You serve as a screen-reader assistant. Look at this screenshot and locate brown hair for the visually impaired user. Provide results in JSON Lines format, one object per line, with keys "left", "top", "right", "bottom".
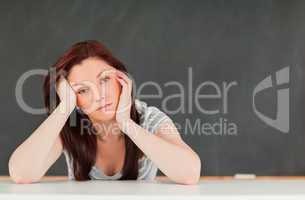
{"left": 43, "top": 40, "right": 144, "bottom": 180}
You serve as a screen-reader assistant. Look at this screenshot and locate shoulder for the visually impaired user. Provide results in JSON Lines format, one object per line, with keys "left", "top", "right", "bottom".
{"left": 135, "top": 98, "right": 172, "bottom": 134}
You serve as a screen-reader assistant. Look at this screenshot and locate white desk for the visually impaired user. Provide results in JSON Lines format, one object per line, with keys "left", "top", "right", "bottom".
{"left": 1, "top": 176, "right": 305, "bottom": 200}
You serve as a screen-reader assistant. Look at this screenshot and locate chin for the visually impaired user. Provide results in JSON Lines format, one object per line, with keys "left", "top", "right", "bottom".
{"left": 91, "top": 111, "right": 116, "bottom": 122}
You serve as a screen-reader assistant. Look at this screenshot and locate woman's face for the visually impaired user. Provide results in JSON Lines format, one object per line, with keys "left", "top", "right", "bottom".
{"left": 67, "top": 57, "right": 122, "bottom": 122}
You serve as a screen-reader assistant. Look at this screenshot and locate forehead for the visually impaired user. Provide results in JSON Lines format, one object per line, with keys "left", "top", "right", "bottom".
{"left": 67, "top": 57, "right": 115, "bottom": 83}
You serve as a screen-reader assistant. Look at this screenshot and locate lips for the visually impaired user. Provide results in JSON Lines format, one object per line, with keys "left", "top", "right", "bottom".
{"left": 97, "top": 103, "right": 112, "bottom": 111}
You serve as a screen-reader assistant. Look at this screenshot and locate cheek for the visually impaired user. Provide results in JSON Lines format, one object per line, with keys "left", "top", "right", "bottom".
{"left": 106, "top": 79, "right": 122, "bottom": 99}
{"left": 115, "top": 80, "right": 122, "bottom": 98}
{"left": 76, "top": 93, "right": 94, "bottom": 108}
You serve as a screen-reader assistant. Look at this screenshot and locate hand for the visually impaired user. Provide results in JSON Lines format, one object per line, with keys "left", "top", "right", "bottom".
{"left": 56, "top": 76, "right": 77, "bottom": 113}
{"left": 115, "top": 70, "right": 133, "bottom": 129}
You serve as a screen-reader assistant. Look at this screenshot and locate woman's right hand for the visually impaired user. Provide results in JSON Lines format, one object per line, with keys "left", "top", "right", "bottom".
{"left": 56, "top": 76, "right": 77, "bottom": 113}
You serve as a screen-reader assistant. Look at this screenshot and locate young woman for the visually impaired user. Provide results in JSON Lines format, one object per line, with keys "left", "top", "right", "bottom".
{"left": 8, "top": 40, "right": 201, "bottom": 185}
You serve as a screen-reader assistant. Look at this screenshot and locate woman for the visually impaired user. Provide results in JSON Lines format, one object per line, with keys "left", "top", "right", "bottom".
{"left": 8, "top": 40, "right": 201, "bottom": 185}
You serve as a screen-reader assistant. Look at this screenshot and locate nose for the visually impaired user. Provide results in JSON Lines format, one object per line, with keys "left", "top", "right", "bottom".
{"left": 93, "top": 83, "right": 106, "bottom": 104}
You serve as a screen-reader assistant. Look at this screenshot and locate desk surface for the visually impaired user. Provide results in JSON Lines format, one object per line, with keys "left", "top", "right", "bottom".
{"left": 1, "top": 176, "right": 305, "bottom": 200}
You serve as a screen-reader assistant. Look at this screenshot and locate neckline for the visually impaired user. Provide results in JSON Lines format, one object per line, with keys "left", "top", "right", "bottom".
{"left": 92, "top": 165, "right": 122, "bottom": 178}
{"left": 91, "top": 156, "right": 146, "bottom": 178}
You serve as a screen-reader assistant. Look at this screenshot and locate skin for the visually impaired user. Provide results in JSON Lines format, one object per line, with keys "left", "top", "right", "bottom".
{"left": 8, "top": 56, "right": 201, "bottom": 184}
{"left": 67, "top": 57, "right": 123, "bottom": 138}
{"left": 66, "top": 57, "right": 201, "bottom": 183}
{"left": 67, "top": 57, "right": 129, "bottom": 175}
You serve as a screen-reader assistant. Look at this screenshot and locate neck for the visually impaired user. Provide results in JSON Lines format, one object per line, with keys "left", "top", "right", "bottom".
{"left": 90, "top": 118, "right": 124, "bottom": 143}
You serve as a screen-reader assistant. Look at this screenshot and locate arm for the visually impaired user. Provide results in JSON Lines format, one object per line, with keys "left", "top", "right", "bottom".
{"left": 114, "top": 70, "right": 201, "bottom": 185}
{"left": 120, "top": 119, "right": 201, "bottom": 185}
{"left": 8, "top": 102, "right": 71, "bottom": 184}
{"left": 8, "top": 77, "right": 76, "bottom": 184}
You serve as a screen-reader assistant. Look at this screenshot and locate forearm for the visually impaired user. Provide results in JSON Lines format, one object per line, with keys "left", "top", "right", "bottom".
{"left": 121, "top": 119, "right": 201, "bottom": 184}
{"left": 8, "top": 102, "right": 72, "bottom": 180}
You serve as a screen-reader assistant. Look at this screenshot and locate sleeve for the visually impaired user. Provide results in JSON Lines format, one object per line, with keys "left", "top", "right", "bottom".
{"left": 137, "top": 156, "right": 158, "bottom": 180}
{"left": 137, "top": 106, "right": 173, "bottom": 180}
{"left": 135, "top": 98, "right": 173, "bottom": 134}
{"left": 135, "top": 99, "right": 174, "bottom": 180}
{"left": 145, "top": 106, "right": 173, "bottom": 134}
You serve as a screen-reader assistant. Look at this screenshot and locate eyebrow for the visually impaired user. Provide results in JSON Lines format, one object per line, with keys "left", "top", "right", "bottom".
{"left": 97, "top": 69, "right": 114, "bottom": 78}
{"left": 96, "top": 71, "right": 104, "bottom": 78}
{"left": 71, "top": 70, "right": 109, "bottom": 86}
{"left": 71, "top": 83, "right": 85, "bottom": 87}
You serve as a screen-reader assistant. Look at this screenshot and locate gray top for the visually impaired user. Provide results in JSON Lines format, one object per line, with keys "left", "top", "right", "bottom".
{"left": 63, "top": 98, "right": 173, "bottom": 180}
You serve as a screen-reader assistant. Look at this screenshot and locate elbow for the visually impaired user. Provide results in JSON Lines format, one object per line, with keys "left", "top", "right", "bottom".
{"left": 10, "top": 175, "right": 34, "bottom": 184}
{"left": 185, "top": 155, "right": 201, "bottom": 185}
{"left": 10, "top": 174, "right": 40, "bottom": 184}
{"left": 8, "top": 159, "right": 41, "bottom": 184}
{"left": 177, "top": 154, "right": 202, "bottom": 185}
{"left": 182, "top": 177, "right": 200, "bottom": 185}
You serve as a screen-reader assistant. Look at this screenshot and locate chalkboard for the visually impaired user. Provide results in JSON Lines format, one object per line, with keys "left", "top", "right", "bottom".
{"left": 1, "top": 0, "right": 305, "bottom": 176}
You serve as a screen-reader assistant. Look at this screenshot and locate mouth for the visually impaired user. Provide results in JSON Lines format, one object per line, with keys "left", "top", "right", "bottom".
{"left": 97, "top": 103, "right": 112, "bottom": 111}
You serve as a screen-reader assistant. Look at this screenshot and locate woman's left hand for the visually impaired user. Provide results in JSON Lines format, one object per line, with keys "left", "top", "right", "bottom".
{"left": 115, "top": 70, "right": 133, "bottom": 129}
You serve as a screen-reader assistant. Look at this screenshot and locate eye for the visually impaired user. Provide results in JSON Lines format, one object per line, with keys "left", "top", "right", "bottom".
{"left": 100, "top": 76, "right": 110, "bottom": 84}
{"left": 77, "top": 88, "right": 89, "bottom": 94}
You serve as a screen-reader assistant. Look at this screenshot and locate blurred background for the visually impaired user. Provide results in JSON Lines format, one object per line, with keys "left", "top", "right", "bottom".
{"left": 1, "top": 0, "right": 305, "bottom": 176}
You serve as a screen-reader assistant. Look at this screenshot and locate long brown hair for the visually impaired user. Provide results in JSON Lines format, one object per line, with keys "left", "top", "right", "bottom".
{"left": 43, "top": 40, "right": 144, "bottom": 181}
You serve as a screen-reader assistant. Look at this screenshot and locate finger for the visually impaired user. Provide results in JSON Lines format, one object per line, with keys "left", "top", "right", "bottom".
{"left": 101, "top": 69, "right": 117, "bottom": 79}
{"left": 116, "top": 70, "right": 132, "bottom": 85}
{"left": 116, "top": 76, "right": 128, "bottom": 91}
{"left": 117, "top": 75, "right": 132, "bottom": 96}
{"left": 115, "top": 70, "right": 128, "bottom": 77}
{"left": 56, "top": 76, "right": 63, "bottom": 88}
{"left": 116, "top": 71, "right": 132, "bottom": 92}
{"left": 117, "top": 79, "right": 132, "bottom": 111}
{"left": 117, "top": 76, "right": 132, "bottom": 103}
{"left": 115, "top": 71, "right": 128, "bottom": 84}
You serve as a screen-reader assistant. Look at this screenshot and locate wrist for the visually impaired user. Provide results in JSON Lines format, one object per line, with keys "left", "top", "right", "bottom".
{"left": 118, "top": 118, "right": 134, "bottom": 133}
{"left": 58, "top": 101, "right": 75, "bottom": 116}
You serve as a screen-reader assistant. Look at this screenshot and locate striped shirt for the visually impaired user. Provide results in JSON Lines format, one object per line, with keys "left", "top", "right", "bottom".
{"left": 63, "top": 98, "right": 172, "bottom": 180}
